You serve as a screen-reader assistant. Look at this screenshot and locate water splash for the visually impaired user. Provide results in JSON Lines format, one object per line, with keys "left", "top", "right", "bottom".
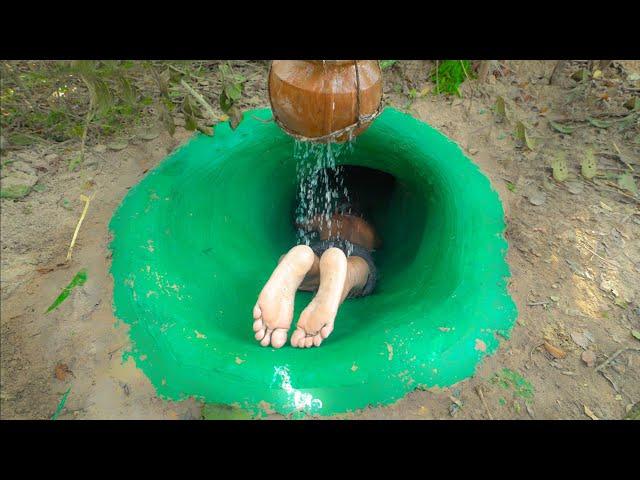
{"left": 273, "top": 365, "right": 323, "bottom": 412}
{"left": 294, "top": 140, "right": 354, "bottom": 245}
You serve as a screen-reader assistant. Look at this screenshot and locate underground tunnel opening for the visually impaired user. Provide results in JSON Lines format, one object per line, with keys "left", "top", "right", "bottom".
{"left": 109, "top": 107, "right": 516, "bottom": 416}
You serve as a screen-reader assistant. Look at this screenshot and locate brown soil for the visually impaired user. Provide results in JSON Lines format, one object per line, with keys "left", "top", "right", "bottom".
{"left": 1, "top": 60, "right": 639, "bottom": 420}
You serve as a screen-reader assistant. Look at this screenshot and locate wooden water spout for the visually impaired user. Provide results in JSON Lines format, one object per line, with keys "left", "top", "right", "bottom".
{"left": 268, "top": 60, "right": 383, "bottom": 143}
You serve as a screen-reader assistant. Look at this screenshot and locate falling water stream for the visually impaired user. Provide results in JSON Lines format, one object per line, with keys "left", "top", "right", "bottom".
{"left": 293, "top": 61, "right": 359, "bottom": 251}
{"left": 293, "top": 140, "right": 354, "bottom": 247}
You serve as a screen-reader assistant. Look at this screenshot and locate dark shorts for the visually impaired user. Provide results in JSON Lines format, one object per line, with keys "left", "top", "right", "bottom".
{"left": 309, "top": 239, "right": 377, "bottom": 298}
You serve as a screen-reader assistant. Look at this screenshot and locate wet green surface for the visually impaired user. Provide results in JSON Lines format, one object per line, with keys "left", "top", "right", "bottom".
{"left": 109, "top": 107, "right": 517, "bottom": 416}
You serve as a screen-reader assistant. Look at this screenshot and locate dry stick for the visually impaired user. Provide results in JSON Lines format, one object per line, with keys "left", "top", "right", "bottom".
{"left": 180, "top": 79, "right": 218, "bottom": 123}
{"left": 78, "top": 75, "right": 96, "bottom": 165}
{"left": 66, "top": 194, "right": 93, "bottom": 261}
{"left": 527, "top": 301, "right": 550, "bottom": 307}
{"left": 612, "top": 141, "right": 634, "bottom": 172}
{"left": 580, "top": 241, "right": 618, "bottom": 269}
{"left": 475, "top": 385, "right": 493, "bottom": 420}
{"left": 596, "top": 348, "right": 640, "bottom": 372}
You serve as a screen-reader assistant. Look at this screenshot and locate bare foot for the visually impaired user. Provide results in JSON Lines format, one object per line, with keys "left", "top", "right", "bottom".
{"left": 291, "top": 248, "right": 347, "bottom": 348}
{"left": 253, "top": 245, "right": 316, "bottom": 348}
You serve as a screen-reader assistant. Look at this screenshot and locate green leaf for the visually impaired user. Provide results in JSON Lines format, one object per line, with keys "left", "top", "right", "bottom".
{"left": 119, "top": 77, "right": 137, "bottom": 104}
{"left": 202, "top": 403, "right": 252, "bottom": 420}
{"left": 515, "top": 121, "right": 535, "bottom": 150}
{"left": 159, "top": 102, "right": 175, "bottom": 136}
{"left": 225, "top": 83, "right": 242, "bottom": 101}
{"left": 632, "top": 330, "right": 640, "bottom": 342}
{"left": 51, "top": 387, "right": 71, "bottom": 420}
{"left": 571, "top": 69, "right": 589, "bottom": 82}
{"left": 93, "top": 78, "right": 113, "bottom": 115}
{"left": 549, "top": 120, "right": 576, "bottom": 134}
{"left": 618, "top": 172, "right": 638, "bottom": 194}
{"left": 184, "top": 115, "right": 197, "bottom": 131}
{"left": 623, "top": 97, "right": 640, "bottom": 111}
{"left": 196, "top": 125, "right": 214, "bottom": 136}
{"left": 380, "top": 60, "right": 397, "bottom": 70}
{"left": 581, "top": 149, "right": 598, "bottom": 179}
{"left": 587, "top": 117, "right": 613, "bottom": 129}
{"left": 551, "top": 153, "right": 569, "bottom": 182}
{"left": 8, "top": 133, "right": 37, "bottom": 146}
{"left": 219, "top": 91, "right": 233, "bottom": 113}
{"left": 45, "top": 269, "right": 88, "bottom": 314}
{"left": 137, "top": 130, "right": 160, "bottom": 141}
{"left": 107, "top": 141, "right": 129, "bottom": 151}
{"left": 228, "top": 106, "right": 243, "bottom": 130}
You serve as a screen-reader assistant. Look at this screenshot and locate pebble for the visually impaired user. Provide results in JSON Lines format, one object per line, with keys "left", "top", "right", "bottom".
{"left": 581, "top": 350, "right": 596, "bottom": 367}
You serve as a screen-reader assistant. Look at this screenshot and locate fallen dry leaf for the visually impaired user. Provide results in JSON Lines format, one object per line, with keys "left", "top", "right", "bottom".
{"left": 54, "top": 363, "right": 73, "bottom": 381}
{"left": 584, "top": 404, "right": 599, "bottom": 420}
{"left": 544, "top": 341, "right": 567, "bottom": 359}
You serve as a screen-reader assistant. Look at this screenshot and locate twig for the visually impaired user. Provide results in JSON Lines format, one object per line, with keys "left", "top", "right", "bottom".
{"left": 599, "top": 370, "right": 633, "bottom": 401}
{"left": 527, "top": 301, "right": 550, "bottom": 307}
{"left": 165, "top": 63, "right": 204, "bottom": 80}
{"left": 77, "top": 73, "right": 99, "bottom": 165}
{"left": 460, "top": 60, "right": 471, "bottom": 81}
{"left": 579, "top": 241, "right": 618, "bottom": 268}
{"left": 612, "top": 141, "right": 634, "bottom": 172}
{"left": 66, "top": 194, "right": 93, "bottom": 261}
{"left": 475, "top": 385, "right": 493, "bottom": 420}
{"left": 596, "top": 348, "right": 640, "bottom": 372}
{"left": 528, "top": 342, "right": 545, "bottom": 368}
{"left": 251, "top": 115, "right": 274, "bottom": 124}
{"left": 108, "top": 343, "right": 128, "bottom": 359}
{"left": 180, "top": 79, "right": 217, "bottom": 122}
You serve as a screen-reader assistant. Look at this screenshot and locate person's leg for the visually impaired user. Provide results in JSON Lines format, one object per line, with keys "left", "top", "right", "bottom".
{"left": 291, "top": 250, "right": 371, "bottom": 348}
{"left": 253, "top": 245, "right": 318, "bottom": 348}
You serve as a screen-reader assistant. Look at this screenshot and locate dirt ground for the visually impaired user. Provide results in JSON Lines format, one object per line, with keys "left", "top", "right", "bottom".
{"left": 1, "top": 60, "right": 639, "bottom": 420}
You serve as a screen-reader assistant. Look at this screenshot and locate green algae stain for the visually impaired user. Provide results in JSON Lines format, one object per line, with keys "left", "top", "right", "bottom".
{"left": 492, "top": 368, "right": 534, "bottom": 401}
{"left": 45, "top": 269, "right": 87, "bottom": 314}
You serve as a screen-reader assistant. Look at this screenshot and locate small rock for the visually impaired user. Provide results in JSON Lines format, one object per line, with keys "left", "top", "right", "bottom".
{"left": 94, "top": 144, "right": 107, "bottom": 153}
{"left": 581, "top": 350, "right": 596, "bottom": 367}
{"left": 571, "top": 331, "right": 591, "bottom": 349}
{"left": 599, "top": 278, "right": 619, "bottom": 297}
{"left": 528, "top": 190, "right": 546, "bottom": 206}
{"left": 468, "top": 148, "right": 479, "bottom": 155}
